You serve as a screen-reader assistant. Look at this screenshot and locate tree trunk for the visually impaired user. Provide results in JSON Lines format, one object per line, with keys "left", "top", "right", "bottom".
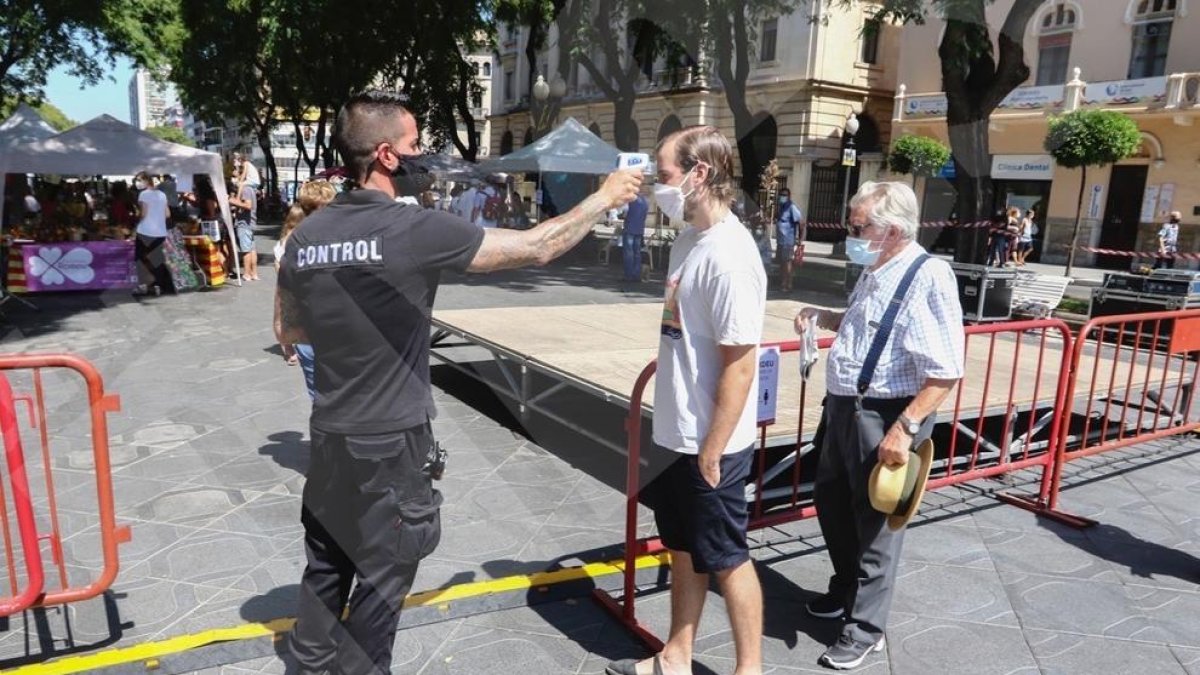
{"left": 732, "top": 108, "right": 762, "bottom": 210}
{"left": 947, "top": 110, "right": 994, "bottom": 264}
{"left": 1066, "top": 164, "right": 1086, "bottom": 277}
{"left": 612, "top": 94, "right": 639, "bottom": 151}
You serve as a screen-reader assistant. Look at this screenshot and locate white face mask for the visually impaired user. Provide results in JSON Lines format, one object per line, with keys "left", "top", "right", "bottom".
{"left": 653, "top": 166, "right": 697, "bottom": 222}
{"left": 134, "top": 180, "right": 147, "bottom": 190}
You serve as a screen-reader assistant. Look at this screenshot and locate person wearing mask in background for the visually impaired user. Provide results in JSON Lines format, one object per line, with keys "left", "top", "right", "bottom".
{"left": 228, "top": 179, "right": 260, "bottom": 281}
{"left": 133, "top": 171, "right": 172, "bottom": 296}
{"left": 793, "top": 181, "right": 963, "bottom": 670}
{"left": 274, "top": 180, "right": 338, "bottom": 399}
{"left": 776, "top": 188, "right": 804, "bottom": 292}
{"left": 621, "top": 191, "right": 649, "bottom": 283}
{"left": 1156, "top": 211, "right": 1181, "bottom": 270}
{"left": 276, "top": 90, "right": 640, "bottom": 675}
{"left": 606, "top": 125, "right": 766, "bottom": 675}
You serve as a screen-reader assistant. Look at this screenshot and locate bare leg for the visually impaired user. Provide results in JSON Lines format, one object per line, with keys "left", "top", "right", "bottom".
{"left": 781, "top": 259, "right": 793, "bottom": 292}
{"left": 715, "top": 560, "right": 763, "bottom": 675}
{"left": 634, "top": 549, "right": 708, "bottom": 675}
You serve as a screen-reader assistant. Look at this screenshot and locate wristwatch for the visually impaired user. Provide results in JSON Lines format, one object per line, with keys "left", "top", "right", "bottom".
{"left": 896, "top": 414, "right": 921, "bottom": 436}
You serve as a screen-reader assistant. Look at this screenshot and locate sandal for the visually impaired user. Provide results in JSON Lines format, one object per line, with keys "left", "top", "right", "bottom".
{"left": 605, "top": 654, "right": 665, "bottom": 675}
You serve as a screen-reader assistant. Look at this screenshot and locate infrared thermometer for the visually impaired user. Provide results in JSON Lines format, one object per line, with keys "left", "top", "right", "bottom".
{"left": 616, "top": 152, "right": 652, "bottom": 174}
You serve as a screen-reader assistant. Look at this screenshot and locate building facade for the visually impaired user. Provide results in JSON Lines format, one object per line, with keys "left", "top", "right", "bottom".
{"left": 487, "top": 2, "right": 901, "bottom": 224}
{"left": 893, "top": 0, "right": 1199, "bottom": 268}
{"left": 128, "top": 67, "right": 182, "bottom": 130}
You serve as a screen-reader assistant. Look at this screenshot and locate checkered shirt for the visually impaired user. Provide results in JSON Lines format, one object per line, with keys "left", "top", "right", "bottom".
{"left": 826, "top": 241, "right": 965, "bottom": 398}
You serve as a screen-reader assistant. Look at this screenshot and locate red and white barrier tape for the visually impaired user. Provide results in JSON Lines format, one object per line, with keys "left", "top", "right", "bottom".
{"left": 1078, "top": 247, "right": 1200, "bottom": 261}
{"left": 805, "top": 220, "right": 992, "bottom": 230}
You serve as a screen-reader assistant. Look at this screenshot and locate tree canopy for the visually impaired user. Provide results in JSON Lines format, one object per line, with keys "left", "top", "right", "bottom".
{"left": 888, "top": 135, "right": 952, "bottom": 179}
{"left": 0, "top": 98, "right": 76, "bottom": 131}
{"left": 1045, "top": 109, "right": 1141, "bottom": 275}
{"left": 0, "top": 0, "right": 179, "bottom": 105}
{"left": 169, "top": 0, "right": 493, "bottom": 187}
{"left": 146, "top": 125, "right": 196, "bottom": 147}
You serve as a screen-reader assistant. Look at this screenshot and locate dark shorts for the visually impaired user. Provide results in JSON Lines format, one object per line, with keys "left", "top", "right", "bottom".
{"left": 649, "top": 447, "right": 754, "bottom": 574}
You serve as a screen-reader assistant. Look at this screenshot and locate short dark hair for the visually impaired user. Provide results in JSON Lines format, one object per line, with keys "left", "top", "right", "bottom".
{"left": 333, "top": 90, "right": 412, "bottom": 182}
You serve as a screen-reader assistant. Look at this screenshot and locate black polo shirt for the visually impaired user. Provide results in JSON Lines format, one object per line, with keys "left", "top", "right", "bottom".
{"left": 278, "top": 189, "right": 484, "bottom": 435}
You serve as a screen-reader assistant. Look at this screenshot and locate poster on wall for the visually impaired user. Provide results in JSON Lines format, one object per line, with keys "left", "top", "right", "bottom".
{"left": 1141, "top": 185, "right": 1161, "bottom": 224}
{"left": 1087, "top": 184, "right": 1105, "bottom": 220}
{"left": 1157, "top": 183, "right": 1176, "bottom": 220}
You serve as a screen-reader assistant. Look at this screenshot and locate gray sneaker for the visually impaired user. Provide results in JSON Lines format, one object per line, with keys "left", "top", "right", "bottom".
{"left": 819, "top": 634, "right": 886, "bottom": 670}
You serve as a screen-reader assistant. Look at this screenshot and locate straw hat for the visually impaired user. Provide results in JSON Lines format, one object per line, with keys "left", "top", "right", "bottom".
{"left": 868, "top": 438, "right": 934, "bottom": 531}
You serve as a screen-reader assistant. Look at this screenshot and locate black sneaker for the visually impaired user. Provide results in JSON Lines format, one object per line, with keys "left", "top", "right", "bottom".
{"left": 819, "top": 634, "right": 886, "bottom": 670}
{"left": 806, "top": 593, "right": 846, "bottom": 619}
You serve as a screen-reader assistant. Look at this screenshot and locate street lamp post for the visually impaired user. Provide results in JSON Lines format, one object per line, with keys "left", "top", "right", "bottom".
{"left": 839, "top": 113, "right": 860, "bottom": 231}
{"left": 529, "top": 73, "right": 566, "bottom": 223}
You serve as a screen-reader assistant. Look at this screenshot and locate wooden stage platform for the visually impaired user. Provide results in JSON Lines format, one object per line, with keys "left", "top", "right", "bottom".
{"left": 430, "top": 302, "right": 1190, "bottom": 457}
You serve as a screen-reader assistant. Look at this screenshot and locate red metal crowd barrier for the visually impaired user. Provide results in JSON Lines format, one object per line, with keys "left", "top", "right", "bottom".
{"left": 594, "top": 319, "right": 1075, "bottom": 648}
{"left": 1045, "top": 309, "right": 1200, "bottom": 526}
{"left": 0, "top": 353, "right": 130, "bottom": 616}
{"left": 0, "top": 373, "right": 45, "bottom": 615}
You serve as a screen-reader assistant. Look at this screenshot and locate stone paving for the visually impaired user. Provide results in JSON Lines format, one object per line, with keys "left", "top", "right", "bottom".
{"left": 0, "top": 235, "right": 1195, "bottom": 674}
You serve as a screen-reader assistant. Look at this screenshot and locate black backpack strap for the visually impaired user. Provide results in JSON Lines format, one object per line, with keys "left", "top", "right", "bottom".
{"left": 856, "top": 254, "right": 932, "bottom": 398}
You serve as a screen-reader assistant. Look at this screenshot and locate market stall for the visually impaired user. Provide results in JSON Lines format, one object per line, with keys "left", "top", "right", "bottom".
{"left": 0, "top": 115, "right": 237, "bottom": 292}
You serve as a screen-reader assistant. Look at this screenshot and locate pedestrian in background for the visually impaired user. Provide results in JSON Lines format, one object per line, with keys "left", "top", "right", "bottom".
{"left": 621, "top": 191, "right": 649, "bottom": 283}
{"left": 776, "top": 187, "right": 804, "bottom": 291}
{"left": 274, "top": 179, "right": 337, "bottom": 400}
{"left": 133, "top": 171, "right": 172, "bottom": 296}
{"left": 1156, "top": 210, "right": 1181, "bottom": 270}
{"left": 228, "top": 179, "right": 260, "bottom": 281}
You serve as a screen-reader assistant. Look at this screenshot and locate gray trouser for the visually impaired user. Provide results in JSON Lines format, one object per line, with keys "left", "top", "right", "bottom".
{"left": 814, "top": 394, "right": 934, "bottom": 643}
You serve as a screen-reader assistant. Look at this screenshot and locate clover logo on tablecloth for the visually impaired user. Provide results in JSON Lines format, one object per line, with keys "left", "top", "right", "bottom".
{"left": 28, "top": 246, "right": 96, "bottom": 286}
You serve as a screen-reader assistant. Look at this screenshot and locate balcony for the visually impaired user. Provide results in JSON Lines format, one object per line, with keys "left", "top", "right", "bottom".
{"left": 893, "top": 70, "right": 1200, "bottom": 124}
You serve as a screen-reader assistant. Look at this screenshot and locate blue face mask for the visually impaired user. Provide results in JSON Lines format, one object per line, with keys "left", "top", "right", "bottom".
{"left": 779, "top": 197, "right": 789, "bottom": 206}
{"left": 845, "top": 236, "right": 881, "bottom": 266}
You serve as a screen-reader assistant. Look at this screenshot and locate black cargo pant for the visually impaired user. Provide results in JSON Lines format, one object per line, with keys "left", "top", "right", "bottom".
{"left": 289, "top": 423, "right": 442, "bottom": 674}
{"left": 814, "top": 394, "right": 934, "bottom": 644}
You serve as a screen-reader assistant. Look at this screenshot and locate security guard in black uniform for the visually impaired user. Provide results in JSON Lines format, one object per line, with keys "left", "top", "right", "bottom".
{"left": 276, "top": 91, "right": 641, "bottom": 674}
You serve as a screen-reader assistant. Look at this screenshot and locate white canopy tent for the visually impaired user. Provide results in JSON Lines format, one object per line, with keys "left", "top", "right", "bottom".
{"left": 0, "top": 115, "right": 235, "bottom": 241}
{"left": 0, "top": 104, "right": 58, "bottom": 151}
{"left": 480, "top": 117, "right": 622, "bottom": 175}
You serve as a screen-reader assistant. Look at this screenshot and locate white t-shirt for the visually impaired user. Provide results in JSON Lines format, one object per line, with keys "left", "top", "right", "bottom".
{"left": 653, "top": 212, "right": 767, "bottom": 455}
{"left": 136, "top": 189, "right": 169, "bottom": 238}
{"left": 23, "top": 195, "right": 40, "bottom": 214}
{"left": 240, "top": 161, "right": 261, "bottom": 187}
{"left": 475, "top": 186, "right": 499, "bottom": 228}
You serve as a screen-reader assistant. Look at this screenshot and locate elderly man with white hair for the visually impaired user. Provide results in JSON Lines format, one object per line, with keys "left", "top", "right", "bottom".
{"left": 794, "top": 181, "right": 964, "bottom": 670}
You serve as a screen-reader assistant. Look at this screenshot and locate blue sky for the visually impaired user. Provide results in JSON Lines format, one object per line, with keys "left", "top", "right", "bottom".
{"left": 42, "top": 57, "right": 135, "bottom": 124}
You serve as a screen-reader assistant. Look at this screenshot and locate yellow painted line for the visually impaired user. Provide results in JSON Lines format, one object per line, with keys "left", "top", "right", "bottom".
{"left": 7, "top": 552, "right": 670, "bottom": 675}
{"left": 403, "top": 551, "right": 670, "bottom": 608}
{"left": 5, "top": 619, "right": 295, "bottom": 675}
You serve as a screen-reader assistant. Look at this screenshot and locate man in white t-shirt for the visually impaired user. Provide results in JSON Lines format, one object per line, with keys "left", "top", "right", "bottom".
{"left": 607, "top": 126, "right": 766, "bottom": 675}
